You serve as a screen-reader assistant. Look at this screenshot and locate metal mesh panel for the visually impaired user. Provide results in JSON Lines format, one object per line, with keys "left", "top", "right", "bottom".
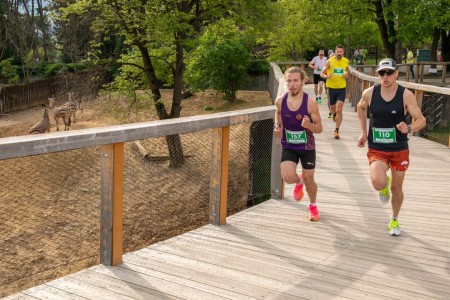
{"left": 404, "top": 91, "right": 450, "bottom": 146}
{"left": 227, "top": 124, "right": 251, "bottom": 214}
{"left": 122, "top": 130, "right": 212, "bottom": 253}
{"left": 420, "top": 93, "right": 450, "bottom": 146}
{"left": 0, "top": 148, "right": 101, "bottom": 296}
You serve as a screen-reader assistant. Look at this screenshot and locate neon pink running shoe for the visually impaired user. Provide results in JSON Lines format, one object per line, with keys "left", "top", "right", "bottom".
{"left": 309, "top": 204, "right": 320, "bottom": 221}
{"left": 293, "top": 174, "right": 304, "bottom": 201}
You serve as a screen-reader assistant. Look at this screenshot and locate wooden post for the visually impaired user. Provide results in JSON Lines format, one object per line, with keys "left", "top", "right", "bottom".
{"left": 416, "top": 64, "right": 421, "bottom": 83}
{"left": 443, "top": 62, "right": 447, "bottom": 83}
{"left": 209, "top": 127, "right": 229, "bottom": 225}
{"left": 271, "top": 130, "right": 283, "bottom": 199}
{"left": 413, "top": 90, "right": 424, "bottom": 137}
{"left": 100, "top": 143, "right": 124, "bottom": 265}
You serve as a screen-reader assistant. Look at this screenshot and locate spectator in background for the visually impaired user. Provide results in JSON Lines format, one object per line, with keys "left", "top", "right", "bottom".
{"left": 437, "top": 48, "right": 443, "bottom": 62}
{"left": 362, "top": 48, "right": 368, "bottom": 64}
{"left": 354, "top": 49, "right": 363, "bottom": 65}
{"left": 406, "top": 48, "right": 415, "bottom": 79}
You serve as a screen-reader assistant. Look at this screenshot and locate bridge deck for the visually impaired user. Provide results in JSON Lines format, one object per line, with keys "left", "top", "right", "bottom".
{"left": 5, "top": 85, "right": 450, "bottom": 299}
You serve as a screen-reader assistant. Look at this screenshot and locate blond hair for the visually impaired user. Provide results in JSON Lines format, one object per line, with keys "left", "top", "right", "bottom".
{"left": 285, "top": 66, "right": 307, "bottom": 81}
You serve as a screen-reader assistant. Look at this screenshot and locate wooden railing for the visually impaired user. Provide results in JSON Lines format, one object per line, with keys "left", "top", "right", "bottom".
{"left": 352, "top": 61, "right": 449, "bottom": 85}
{"left": 0, "top": 107, "right": 281, "bottom": 266}
{"left": 269, "top": 61, "right": 450, "bottom": 147}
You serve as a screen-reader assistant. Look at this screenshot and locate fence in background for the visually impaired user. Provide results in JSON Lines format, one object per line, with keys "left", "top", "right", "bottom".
{"left": 0, "top": 69, "right": 108, "bottom": 115}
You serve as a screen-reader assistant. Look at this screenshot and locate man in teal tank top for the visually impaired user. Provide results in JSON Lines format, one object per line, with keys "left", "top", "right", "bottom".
{"left": 273, "top": 67, "right": 323, "bottom": 221}
{"left": 357, "top": 58, "right": 426, "bottom": 236}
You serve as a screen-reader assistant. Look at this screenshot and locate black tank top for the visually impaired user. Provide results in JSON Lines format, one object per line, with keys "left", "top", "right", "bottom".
{"left": 368, "top": 84, "right": 408, "bottom": 151}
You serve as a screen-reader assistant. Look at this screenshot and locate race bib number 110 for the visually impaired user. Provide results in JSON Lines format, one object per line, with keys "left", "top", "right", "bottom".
{"left": 372, "top": 127, "right": 396, "bottom": 143}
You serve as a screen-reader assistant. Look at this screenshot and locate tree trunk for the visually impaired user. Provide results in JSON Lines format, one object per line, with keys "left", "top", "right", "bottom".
{"left": 373, "top": 0, "right": 396, "bottom": 59}
{"left": 138, "top": 43, "right": 185, "bottom": 167}
{"left": 431, "top": 28, "right": 440, "bottom": 62}
{"left": 441, "top": 30, "right": 450, "bottom": 72}
{"left": 166, "top": 134, "right": 185, "bottom": 168}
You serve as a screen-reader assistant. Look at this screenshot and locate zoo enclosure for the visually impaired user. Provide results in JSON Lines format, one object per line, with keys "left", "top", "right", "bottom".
{"left": 0, "top": 69, "right": 108, "bottom": 115}
{"left": 0, "top": 107, "right": 281, "bottom": 297}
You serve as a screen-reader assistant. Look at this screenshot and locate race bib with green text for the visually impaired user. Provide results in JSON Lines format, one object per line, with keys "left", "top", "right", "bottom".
{"left": 285, "top": 130, "right": 307, "bottom": 144}
{"left": 333, "top": 68, "right": 344, "bottom": 76}
{"left": 372, "top": 127, "right": 396, "bottom": 143}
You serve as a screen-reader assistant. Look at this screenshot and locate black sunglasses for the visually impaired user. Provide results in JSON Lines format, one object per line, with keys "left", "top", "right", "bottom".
{"left": 378, "top": 70, "right": 396, "bottom": 76}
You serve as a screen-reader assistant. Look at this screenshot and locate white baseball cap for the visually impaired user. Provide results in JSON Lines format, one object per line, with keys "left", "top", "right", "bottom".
{"left": 376, "top": 58, "right": 398, "bottom": 72}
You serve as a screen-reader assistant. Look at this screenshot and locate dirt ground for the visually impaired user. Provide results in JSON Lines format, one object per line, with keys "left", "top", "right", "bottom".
{"left": 0, "top": 89, "right": 272, "bottom": 297}
{"left": 0, "top": 89, "right": 272, "bottom": 138}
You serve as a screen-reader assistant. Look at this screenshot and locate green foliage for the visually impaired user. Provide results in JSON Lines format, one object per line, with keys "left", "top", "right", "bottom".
{"left": 247, "top": 60, "right": 270, "bottom": 75}
{"left": 204, "top": 105, "right": 214, "bottom": 111}
{"left": 0, "top": 58, "right": 19, "bottom": 84}
{"left": 185, "top": 19, "right": 251, "bottom": 102}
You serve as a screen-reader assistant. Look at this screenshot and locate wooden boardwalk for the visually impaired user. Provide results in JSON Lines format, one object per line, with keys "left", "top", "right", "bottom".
{"left": 5, "top": 85, "right": 450, "bottom": 299}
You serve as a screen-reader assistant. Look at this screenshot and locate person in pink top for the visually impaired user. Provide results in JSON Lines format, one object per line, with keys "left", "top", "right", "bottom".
{"left": 273, "top": 66, "right": 323, "bottom": 221}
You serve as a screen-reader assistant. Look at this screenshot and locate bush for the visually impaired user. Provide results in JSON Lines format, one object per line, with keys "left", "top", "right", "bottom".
{"left": 185, "top": 19, "right": 250, "bottom": 102}
{"left": 0, "top": 58, "right": 20, "bottom": 84}
{"left": 247, "top": 60, "right": 269, "bottom": 75}
{"left": 44, "top": 63, "right": 68, "bottom": 76}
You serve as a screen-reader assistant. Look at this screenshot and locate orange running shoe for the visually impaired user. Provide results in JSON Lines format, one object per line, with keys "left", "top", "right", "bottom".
{"left": 334, "top": 130, "right": 340, "bottom": 139}
{"left": 293, "top": 174, "right": 304, "bottom": 201}
{"left": 309, "top": 204, "right": 320, "bottom": 221}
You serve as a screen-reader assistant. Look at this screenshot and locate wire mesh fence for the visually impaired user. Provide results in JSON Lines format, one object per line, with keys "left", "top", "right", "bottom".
{"left": 418, "top": 92, "right": 450, "bottom": 145}
{"left": 0, "top": 148, "right": 101, "bottom": 296}
{"left": 0, "top": 120, "right": 274, "bottom": 296}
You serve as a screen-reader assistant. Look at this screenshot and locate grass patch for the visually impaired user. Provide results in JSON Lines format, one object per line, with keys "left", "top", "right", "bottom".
{"left": 424, "top": 127, "right": 450, "bottom": 146}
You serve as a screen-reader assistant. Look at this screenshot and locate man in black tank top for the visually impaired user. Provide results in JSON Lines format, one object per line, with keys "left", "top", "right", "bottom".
{"left": 356, "top": 58, "right": 426, "bottom": 236}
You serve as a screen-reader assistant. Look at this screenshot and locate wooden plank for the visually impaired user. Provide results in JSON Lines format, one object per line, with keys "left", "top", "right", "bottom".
{"left": 46, "top": 277, "right": 134, "bottom": 300}
{"left": 87, "top": 265, "right": 234, "bottom": 300}
{"left": 68, "top": 269, "right": 180, "bottom": 300}
{"left": 22, "top": 285, "right": 85, "bottom": 299}
{"left": 159, "top": 231, "right": 447, "bottom": 299}
{"left": 2, "top": 293, "right": 37, "bottom": 300}
{"left": 130, "top": 248, "right": 350, "bottom": 300}
{"left": 121, "top": 251, "right": 298, "bottom": 300}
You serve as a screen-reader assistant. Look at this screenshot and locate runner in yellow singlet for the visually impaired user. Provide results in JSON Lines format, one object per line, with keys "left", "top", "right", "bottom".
{"left": 320, "top": 45, "right": 349, "bottom": 139}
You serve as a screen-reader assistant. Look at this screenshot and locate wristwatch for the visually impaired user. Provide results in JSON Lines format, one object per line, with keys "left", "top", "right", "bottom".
{"left": 407, "top": 125, "right": 412, "bottom": 134}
